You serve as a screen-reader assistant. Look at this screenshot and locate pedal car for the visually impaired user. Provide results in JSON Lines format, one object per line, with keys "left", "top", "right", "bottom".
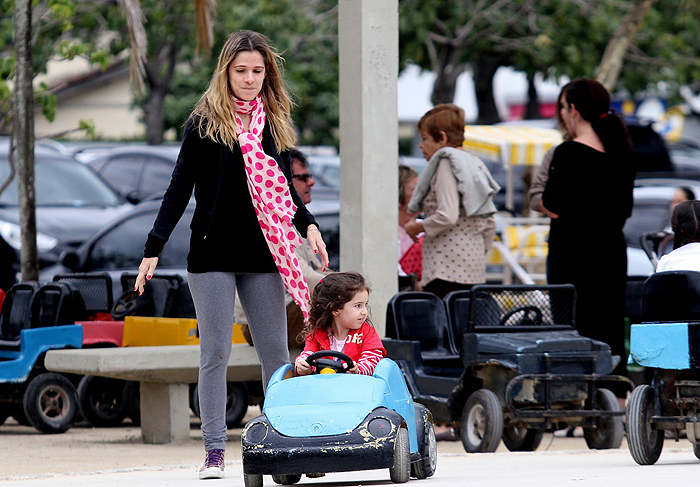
{"left": 627, "top": 270, "right": 700, "bottom": 465}
{"left": 241, "top": 351, "right": 437, "bottom": 486}
{"left": 0, "top": 281, "right": 84, "bottom": 433}
{"left": 384, "top": 285, "right": 633, "bottom": 453}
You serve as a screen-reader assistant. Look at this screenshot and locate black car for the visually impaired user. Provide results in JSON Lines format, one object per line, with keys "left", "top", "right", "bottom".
{"left": 0, "top": 141, "right": 133, "bottom": 290}
{"left": 80, "top": 145, "right": 180, "bottom": 203}
{"left": 40, "top": 197, "right": 341, "bottom": 295}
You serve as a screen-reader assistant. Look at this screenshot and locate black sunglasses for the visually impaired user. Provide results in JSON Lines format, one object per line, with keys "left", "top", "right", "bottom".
{"left": 292, "top": 173, "right": 314, "bottom": 182}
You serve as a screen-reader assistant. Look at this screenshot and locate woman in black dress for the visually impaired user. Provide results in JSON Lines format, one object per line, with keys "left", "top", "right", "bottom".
{"left": 542, "top": 79, "right": 634, "bottom": 397}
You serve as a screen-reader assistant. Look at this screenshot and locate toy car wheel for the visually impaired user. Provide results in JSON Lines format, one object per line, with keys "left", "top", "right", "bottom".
{"left": 693, "top": 443, "right": 700, "bottom": 461}
{"left": 191, "top": 382, "right": 250, "bottom": 428}
{"left": 390, "top": 426, "right": 411, "bottom": 483}
{"left": 460, "top": 389, "right": 503, "bottom": 453}
{"left": 77, "top": 375, "right": 129, "bottom": 427}
{"left": 583, "top": 388, "right": 623, "bottom": 450}
{"left": 244, "top": 473, "right": 263, "bottom": 487}
{"left": 23, "top": 373, "right": 79, "bottom": 434}
{"left": 627, "top": 384, "right": 664, "bottom": 465}
{"left": 502, "top": 427, "right": 544, "bottom": 452}
{"left": 271, "top": 474, "right": 302, "bottom": 485}
{"left": 411, "top": 403, "right": 437, "bottom": 479}
{"left": 126, "top": 381, "right": 141, "bottom": 426}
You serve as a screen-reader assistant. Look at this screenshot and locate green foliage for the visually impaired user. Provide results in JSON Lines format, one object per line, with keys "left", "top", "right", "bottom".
{"left": 0, "top": 0, "right": 113, "bottom": 130}
{"left": 34, "top": 82, "right": 56, "bottom": 122}
{"left": 78, "top": 118, "right": 95, "bottom": 138}
{"left": 619, "top": 0, "right": 700, "bottom": 100}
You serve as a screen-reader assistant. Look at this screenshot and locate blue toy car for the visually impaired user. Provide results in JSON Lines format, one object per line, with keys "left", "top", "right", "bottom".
{"left": 241, "top": 351, "right": 437, "bottom": 486}
{"left": 0, "top": 282, "right": 84, "bottom": 434}
{"left": 627, "top": 270, "right": 700, "bottom": 465}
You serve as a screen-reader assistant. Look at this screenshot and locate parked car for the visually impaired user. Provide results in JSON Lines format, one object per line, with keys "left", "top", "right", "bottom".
{"left": 79, "top": 145, "right": 180, "bottom": 203}
{"left": 39, "top": 197, "right": 341, "bottom": 291}
{"left": 0, "top": 141, "right": 133, "bottom": 291}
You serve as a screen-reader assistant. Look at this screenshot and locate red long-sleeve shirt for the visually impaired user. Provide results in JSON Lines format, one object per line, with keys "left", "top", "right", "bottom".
{"left": 296, "top": 322, "right": 386, "bottom": 375}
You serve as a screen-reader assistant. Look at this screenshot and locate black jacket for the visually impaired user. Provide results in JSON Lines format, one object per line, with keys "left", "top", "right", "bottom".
{"left": 144, "top": 119, "right": 317, "bottom": 273}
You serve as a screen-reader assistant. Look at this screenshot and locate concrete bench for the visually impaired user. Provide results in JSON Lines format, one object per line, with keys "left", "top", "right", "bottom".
{"left": 45, "top": 344, "right": 274, "bottom": 444}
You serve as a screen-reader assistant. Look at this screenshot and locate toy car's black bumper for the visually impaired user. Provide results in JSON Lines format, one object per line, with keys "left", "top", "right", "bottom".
{"left": 242, "top": 409, "right": 404, "bottom": 475}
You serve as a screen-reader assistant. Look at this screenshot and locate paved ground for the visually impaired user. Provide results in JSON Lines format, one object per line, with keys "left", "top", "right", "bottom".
{"left": 1, "top": 409, "right": 697, "bottom": 486}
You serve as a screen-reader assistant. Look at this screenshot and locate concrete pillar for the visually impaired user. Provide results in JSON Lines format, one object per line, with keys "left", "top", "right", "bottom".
{"left": 338, "top": 0, "right": 399, "bottom": 336}
{"left": 140, "top": 382, "right": 190, "bottom": 444}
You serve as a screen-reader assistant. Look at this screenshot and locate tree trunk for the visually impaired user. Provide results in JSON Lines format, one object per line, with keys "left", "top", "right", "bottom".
{"left": 523, "top": 72, "right": 541, "bottom": 120}
{"left": 13, "top": 0, "right": 39, "bottom": 282}
{"left": 595, "top": 0, "right": 659, "bottom": 92}
{"left": 430, "top": 63, "right": 463, "bottom": 106}
{"left": 473, "top": 54, "right": 502, "bottom": 125}
{"left": 144, "top": 88, "right": 165, "bottom": 145}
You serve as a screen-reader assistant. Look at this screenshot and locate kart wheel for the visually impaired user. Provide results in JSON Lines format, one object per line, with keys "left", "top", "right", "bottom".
{"left": 126, "top": 381, "right": 140, "bottom": 426}
{"left": 77, "top": 375, "right": 129, "bottom": 427}
{"left": 627, "top": 384, "right": 663, "bottom": 465}
{"left": 693, "top": 443, "right": 700, "bottom": 461}
{"left": 390, "top": 426, "right": 411, "bottom": 483}
{"left": 272, "top": 474, "right": 302, "bottom": 485}
{"left": 411, "top": 404, "right": 437, "bottom": 479}
{"left": 502, "top": 427, "right": 544, "bottom": 452}
{"left": 244, "top": 473, "right": 263, "bottom": 487}
{"left": 583, "top": 388, "right": 623, "bottom": 450}
{"left": 460, "top": 389, "right": 503, "bottom": 453}
{"left": 23, "top": 373, "right": 79, "bottom": 434}
{"left": 192, "top": 382, "right": 249, "bottom": 428}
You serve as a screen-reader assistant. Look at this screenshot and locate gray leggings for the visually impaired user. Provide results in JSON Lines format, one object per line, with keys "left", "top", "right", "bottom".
{"left": 188, "top": 271, "right": 289, "bottom": 451}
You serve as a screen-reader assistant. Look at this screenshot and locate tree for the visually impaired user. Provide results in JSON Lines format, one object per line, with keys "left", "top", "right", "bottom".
{"left": 399, "top": 0, "right": 546, "bottom": 123}
{"left": 13, "top": 0, "right": 39, "bottom": 281}
{"left": 398, "top": 0, "right": 641, "bottom": 122}
{"left": 3, "top": 0, "right": 110, "bottom": 281}
{"left": 617, "top": 0, "right": 700, "bottom": 101}
{"left": 595, "top": 0, "right": 660, "bottom": 92}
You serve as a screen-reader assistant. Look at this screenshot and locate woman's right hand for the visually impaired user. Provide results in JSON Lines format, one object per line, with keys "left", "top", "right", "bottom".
{"left": 135, "top": 257, "right": 159, "bottom": 295}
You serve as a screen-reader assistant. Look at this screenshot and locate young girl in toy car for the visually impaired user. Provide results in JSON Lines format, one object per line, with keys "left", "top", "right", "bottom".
{"left": 295, "top": 271, "right": 386, "bottom": 376}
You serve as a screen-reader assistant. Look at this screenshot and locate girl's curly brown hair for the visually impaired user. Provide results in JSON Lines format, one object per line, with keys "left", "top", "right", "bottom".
{"left": 299, "top": 271, "right": 372, "bottom": 341}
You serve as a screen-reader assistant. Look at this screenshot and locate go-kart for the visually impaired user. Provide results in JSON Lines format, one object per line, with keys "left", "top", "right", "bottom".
{"left": 241, "top": 351, "right": 437, "bottom": 486}
{"left": 0, "top": 281, "right": 84, "bottom": 434}
{"left": 627, "top": 270, "right": 700, "bottom": 465}
{"left": 384, "top": 285, "right": 633, "bottom": 453}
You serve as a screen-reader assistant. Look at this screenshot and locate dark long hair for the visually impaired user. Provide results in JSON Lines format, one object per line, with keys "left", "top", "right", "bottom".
{"left": 561, "top": 79, "right": 633, "bottom": 155}
{"left": 672, "top": 200, "right": 700, "bottom": 249}
{"left": 302, "top": 272, "right": 372, "bottom": 339}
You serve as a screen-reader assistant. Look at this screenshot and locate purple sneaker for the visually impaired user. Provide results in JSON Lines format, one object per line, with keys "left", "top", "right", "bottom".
{"left": 199, "top": 449, "right": 225, "bottom": 479}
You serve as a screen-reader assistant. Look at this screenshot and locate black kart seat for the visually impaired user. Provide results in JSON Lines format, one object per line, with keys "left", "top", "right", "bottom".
{"left": 642, "top": 271, "right": 700, "bottom": 322}
{"left": 0, "top": 281, "right": 41, "bottom": 349}
{"left": 31, "top": 281, "right": 88, "bottom": 328}
{"left": 386, "top": 292, "right": 460, "bottom": 366}
{"left": 444, "top": 290, "right": 501, "bottom": 349}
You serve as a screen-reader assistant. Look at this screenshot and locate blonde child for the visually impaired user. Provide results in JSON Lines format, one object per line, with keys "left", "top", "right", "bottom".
{"left": 295, "top": 272, "right": 386, "bottom": 376}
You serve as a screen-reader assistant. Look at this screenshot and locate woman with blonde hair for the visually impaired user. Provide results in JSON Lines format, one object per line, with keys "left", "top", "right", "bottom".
{"left": 134, "top": 30, "right": 328, "bottom": 479}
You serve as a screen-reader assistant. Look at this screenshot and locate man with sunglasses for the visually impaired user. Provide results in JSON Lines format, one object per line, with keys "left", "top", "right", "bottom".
{"left": 237, "top": 149, "right": 329, "bottom": 348}
{"left": 290, "top": 149, "right": 316, "bottom": 205}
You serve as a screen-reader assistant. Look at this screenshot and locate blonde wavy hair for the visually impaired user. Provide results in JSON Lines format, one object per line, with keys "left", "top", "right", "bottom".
{"left": 190, "top": 30, "right": 296, "bottom": 152}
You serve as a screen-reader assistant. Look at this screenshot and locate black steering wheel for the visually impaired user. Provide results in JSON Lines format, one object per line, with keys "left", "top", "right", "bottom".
{"left": 305, "top": 350, "right": 355, "bottom": 374}
{"left": 499, "top": 305, "right": 543, "bottom": 326}
{"left": 111, "top": 289, "right": 154, "bottom": 320}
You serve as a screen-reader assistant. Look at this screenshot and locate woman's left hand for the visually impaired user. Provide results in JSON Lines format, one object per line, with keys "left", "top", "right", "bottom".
{"left": 307, "top": 225, "right": 329, "bottom": 271}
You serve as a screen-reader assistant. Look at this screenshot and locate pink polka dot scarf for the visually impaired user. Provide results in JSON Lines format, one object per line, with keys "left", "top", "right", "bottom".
{"left": 233, "top": 95, "right": 310, "bottom": 317}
